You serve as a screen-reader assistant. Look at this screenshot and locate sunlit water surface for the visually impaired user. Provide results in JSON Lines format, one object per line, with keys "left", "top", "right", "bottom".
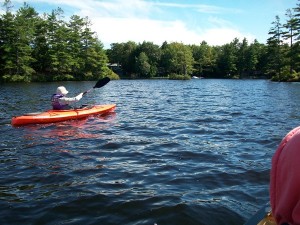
{"left": 1, "top": 79, "right": 300, "bottom": 225}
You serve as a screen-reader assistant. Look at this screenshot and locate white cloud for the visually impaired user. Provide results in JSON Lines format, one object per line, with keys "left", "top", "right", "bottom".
{"left": 78, "top": 0, "right": 254, "bottom": 48}
{"left": 92, "top": 17, "right": 202, "bottom": 47}
{"left": 200, "top": 28, "right": 256, "bottom": 46}
{"left": 145, "top": 2, "right": 243, "bottom": 14}
{"left": 10, "top": 0, "right": 257, "bottom": 48}
{"left": 91, "top": 16, "right": 255, "bottom": 48}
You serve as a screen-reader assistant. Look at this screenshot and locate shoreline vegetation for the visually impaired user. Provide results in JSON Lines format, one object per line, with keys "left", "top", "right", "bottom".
{"left": 1, "top": 1, "right": 300, "bottom": 83}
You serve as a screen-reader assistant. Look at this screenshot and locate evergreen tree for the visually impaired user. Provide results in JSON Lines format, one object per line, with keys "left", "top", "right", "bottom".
{"left": 68, "top": 15, "right": 85, "bottom": 77}
{"left": 0, "top": 2, "right": 37, "bottom": 82}
{"left": 291, "top": 2, "right": 300, "bottom": 73}
{"left": 283, "top": 9, "right": 299, "bottom": 74}
{"left": 14, "top": 4, "right": 38, "bottom": 77}
{"left": 0, "top": 1, "right": 116, "bottom": 82}
{"left": 32, "top": 14, "right": 50, "bottom": 80}
{"left": 216, "top": 39, "right": 238, "bottom": 78}
{"left": 0, "top": 1, "right": 15, "bottom": 80}
{"left": 47, "top": 8, "right": 75, "bottom": 80}
{"left": 246, "top": 40, "right": 267, "bottom": 78}
{"left": 267, "top": 15, "right": 285, "bottom": 79}
{"left": 80, "top": 17, "right": 104, "bottom": 80}
{"left": 237, "top": 38, "right": 248, "bottom": 78}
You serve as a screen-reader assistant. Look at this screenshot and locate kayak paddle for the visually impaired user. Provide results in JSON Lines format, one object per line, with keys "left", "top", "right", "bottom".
{"left": 83, "top": 77, "right": 110, "bottom": 95}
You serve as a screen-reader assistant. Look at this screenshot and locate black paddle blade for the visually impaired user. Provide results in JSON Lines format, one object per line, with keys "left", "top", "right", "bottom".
{"left": 93, "top": 77, "right": 110, "bottom": 88}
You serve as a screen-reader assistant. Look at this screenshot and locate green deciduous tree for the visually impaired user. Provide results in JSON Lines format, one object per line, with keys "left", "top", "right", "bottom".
{"left": 161, "top": 42, "right": 194, "bottom": 76}
{"left": 134, "top": 41, "right": 161, "bottom": 78}
{"left": 107, "top": 41, "right": 137, "bottom": 77}
{"left": 191, "top": 41, "right": 216, "bottom": 77}
{"left": 135, "top": 52, "right": 151, "bottom": 78}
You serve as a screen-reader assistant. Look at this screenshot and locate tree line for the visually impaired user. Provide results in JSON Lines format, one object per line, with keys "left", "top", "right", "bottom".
{"left": 107, "top": 0, "right": 300, "bottom": 81}
{"left": 107, "top": 39, "right": 267, "bottom": 80}
{"left": 0, "top": 0, "right": 118, "bottom": 82}
{"left": 108, "top": 0, "right": 300, "bottom": 81}
{"left": 1, "top": 0, "right": 300, "bottom": 82}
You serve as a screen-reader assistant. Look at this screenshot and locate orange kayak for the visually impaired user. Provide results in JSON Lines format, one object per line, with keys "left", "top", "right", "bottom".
{"left": 11, "top": 104, "right": 116, "bottom": 126}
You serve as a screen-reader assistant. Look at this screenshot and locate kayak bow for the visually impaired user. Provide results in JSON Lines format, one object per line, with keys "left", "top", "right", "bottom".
{"left": 244, "top": 202, "right": 276, "bottom": 225}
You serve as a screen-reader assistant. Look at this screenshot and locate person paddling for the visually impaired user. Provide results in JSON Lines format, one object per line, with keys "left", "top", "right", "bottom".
{"left": 51, "top": 86, "right": 84, "bottom": 110}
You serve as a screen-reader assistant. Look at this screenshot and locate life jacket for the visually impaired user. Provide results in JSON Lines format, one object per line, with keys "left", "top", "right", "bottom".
{"left": 51, "top": 94, "right": 67, "bottom": 110}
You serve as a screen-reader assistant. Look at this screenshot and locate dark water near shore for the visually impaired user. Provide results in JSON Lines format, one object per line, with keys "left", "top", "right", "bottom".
{"left": 1, "top": 79, "right": 300, "bottom": 225}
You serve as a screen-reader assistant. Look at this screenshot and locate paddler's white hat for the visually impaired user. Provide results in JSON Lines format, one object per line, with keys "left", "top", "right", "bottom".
{"left": 56, "top": 86, "right": 68, "bottom": 95}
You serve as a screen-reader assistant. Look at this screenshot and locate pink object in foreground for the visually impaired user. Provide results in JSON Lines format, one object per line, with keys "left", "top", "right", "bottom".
{"left": 270, "top": 126, "right": 300, "bottom": 225}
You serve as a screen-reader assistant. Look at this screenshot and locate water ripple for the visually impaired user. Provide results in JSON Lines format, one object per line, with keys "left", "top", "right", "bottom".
{"left": 1, "top": 80, "right": 300, "bottom": 224}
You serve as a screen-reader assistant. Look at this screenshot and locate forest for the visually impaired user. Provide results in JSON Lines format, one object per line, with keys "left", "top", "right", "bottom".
{"left": 1, "top": 0, "right": 300, "bottom": 82}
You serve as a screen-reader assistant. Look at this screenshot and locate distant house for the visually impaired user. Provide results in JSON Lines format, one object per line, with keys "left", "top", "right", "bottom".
{"left": 107, "top": 63, "right": 123, "bottom": 76}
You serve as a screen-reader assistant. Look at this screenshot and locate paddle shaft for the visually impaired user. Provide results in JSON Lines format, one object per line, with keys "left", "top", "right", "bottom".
{"left": 83, "top": 77, "right": 110, "bottom": 95}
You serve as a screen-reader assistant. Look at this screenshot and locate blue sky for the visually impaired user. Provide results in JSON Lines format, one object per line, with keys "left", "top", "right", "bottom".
{"left": 6, "top": 0, "right": 298, "bottom": 48}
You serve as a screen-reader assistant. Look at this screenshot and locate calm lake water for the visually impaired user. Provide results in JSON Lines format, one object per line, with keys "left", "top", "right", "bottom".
{"left": 1, "top": 79, "right": 300, "bottom": 225}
